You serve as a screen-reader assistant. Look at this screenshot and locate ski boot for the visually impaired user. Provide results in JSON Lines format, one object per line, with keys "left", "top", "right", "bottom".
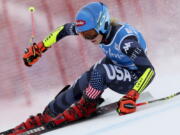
{"left": 50, "top": 96, "right": 104, "bottom": 126}
{"left": 5, "top": 85, "right": 71, "bottom": 135}
{"left": 4, "top": 106, "right": 57, "bottom": 135}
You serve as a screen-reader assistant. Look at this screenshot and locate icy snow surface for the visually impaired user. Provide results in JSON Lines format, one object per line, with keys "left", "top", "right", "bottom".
{"left": 45, "top": 94, "right": 180, "bottom": 135}
{"left": 1, "top": 77, "right": 180, "bottom": 135}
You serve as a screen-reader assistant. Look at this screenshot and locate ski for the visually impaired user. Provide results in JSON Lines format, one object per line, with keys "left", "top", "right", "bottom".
{"left": 0, "top": 101, "right": 118, "bottom": 135}
{"left": 1, "top": 91, "right": 179, "bottom": 135}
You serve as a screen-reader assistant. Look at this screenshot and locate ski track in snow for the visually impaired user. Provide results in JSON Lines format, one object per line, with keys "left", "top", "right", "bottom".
{"left": 86, "top": 98, "right": 180, "bottom": 135}
{"left": 44, "top": 95, "right": 180, "bottom": 135}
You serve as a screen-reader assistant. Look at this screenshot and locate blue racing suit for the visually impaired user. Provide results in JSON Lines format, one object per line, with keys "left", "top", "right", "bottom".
{"left": 42, "top": 22, "right": 155, "bottom": 115}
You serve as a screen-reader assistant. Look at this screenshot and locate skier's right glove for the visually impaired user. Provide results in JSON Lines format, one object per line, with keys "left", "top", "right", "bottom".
{"left": 117, "top": 89, "right": 139, "bottom": 115}
{"left": 23, "top": 41, "right": 47, "bottom": 67}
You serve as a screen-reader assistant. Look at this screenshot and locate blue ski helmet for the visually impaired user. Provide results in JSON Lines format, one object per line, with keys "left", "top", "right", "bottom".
{"left": 75, "top": 2, "right": 110, "bottom": 34}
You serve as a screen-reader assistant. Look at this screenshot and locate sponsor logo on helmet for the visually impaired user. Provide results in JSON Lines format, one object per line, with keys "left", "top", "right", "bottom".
{"left": 76, "top": 20, "right": 86, "bottom": 26}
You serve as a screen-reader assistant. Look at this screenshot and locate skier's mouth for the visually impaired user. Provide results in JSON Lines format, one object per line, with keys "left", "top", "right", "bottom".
{"left": 91, "top": 40, "right": 98, "bottom": 44}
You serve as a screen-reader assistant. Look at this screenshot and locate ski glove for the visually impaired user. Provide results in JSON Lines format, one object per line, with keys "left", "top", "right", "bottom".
{"left": 23, "top": 42, "right": 47, "bottom": 67}
{"left": 117, "top": 89, "right": 139, "bottom": 115}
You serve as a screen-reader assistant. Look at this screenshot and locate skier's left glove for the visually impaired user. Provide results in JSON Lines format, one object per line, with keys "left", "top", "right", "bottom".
{"left": 117, "top": 89, "right": 139, "bottom": 115}
{"left": 23, "top": 41, "right": 47, "bottom": 67}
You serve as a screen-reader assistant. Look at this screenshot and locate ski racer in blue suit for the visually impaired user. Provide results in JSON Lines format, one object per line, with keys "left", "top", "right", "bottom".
{"left": 11, "top": 2, "right": 155, "bottom": 134}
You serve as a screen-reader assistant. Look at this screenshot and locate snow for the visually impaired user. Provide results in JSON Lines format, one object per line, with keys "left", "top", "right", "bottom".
{"left": 1, "top": 84, "right": 180, "bottom": 135}
{"left": 43, "top": 91, "right": 180, "bottom": 135}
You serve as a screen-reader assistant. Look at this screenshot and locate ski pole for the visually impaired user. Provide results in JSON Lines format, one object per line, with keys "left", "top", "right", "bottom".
{"left": 25, "top": 6, "right": 36, "bottom": 55}
{"left": 136, "top": 91, "right": 180, "bottom": 106}
{"left": 28, "top": 6, "right": 36, "bottom": 44}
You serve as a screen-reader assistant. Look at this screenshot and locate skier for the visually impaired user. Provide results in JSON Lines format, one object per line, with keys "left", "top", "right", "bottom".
{"left": 12, "top": 2, "right": 155, "bottom": 134}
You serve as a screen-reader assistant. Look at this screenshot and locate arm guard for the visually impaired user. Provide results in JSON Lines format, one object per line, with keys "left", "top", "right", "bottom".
{"left": 42, "top": 23, "right": 77, "bottom": 47}
{"left": 132, "top": 67, "right": 155, "bottom": 93}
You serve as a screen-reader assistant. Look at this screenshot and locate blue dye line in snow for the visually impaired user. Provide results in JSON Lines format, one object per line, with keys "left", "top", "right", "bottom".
{"left": 86, "top": 99, "right": 180, "bottom": 135}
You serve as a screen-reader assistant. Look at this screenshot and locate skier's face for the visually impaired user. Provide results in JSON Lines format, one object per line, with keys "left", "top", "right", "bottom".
{"left": 90, "top": 34, "right": 103, "bottom": 45}
{"left": 80, "top": 29, "right": 103, "bottom": 45}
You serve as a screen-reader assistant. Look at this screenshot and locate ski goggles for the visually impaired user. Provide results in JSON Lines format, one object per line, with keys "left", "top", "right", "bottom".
{"left": 80, "top": 29, "right": 98, "bottom": 40}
